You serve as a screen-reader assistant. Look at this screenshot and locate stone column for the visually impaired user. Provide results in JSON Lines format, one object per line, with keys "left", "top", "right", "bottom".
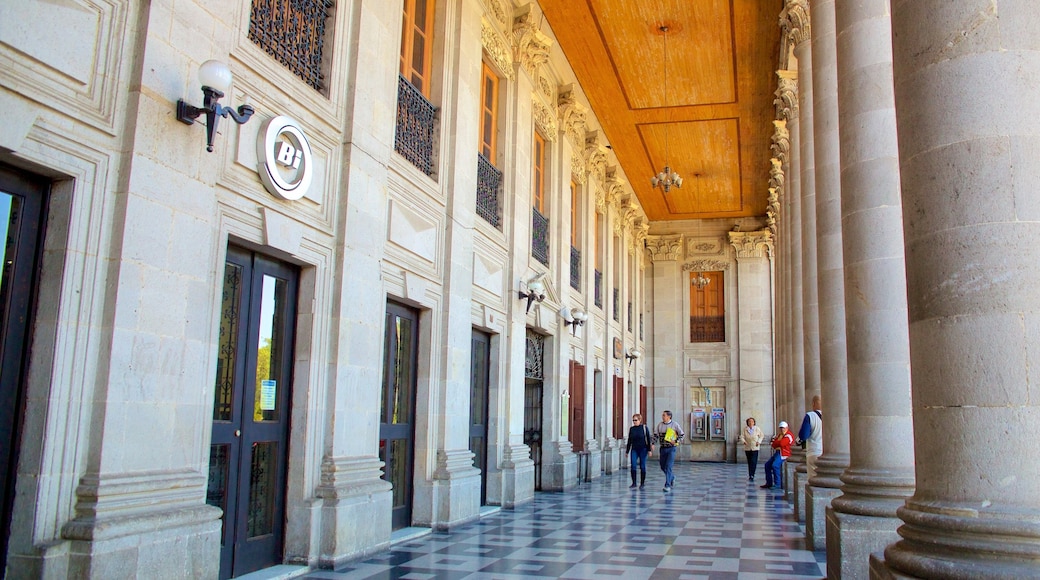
{"left": 827, "top": 1, "right": 915, "bottom": 578}
{"left": 872, "top": 1, "right": 1040, "bottom": 577}
{"left": 805, "top": 0, "right": 851, "bottom": 551}
{"left": 648, "top": 235, "right": 683, "bottom": 442}
{"left": 782, "top": 0, "right": 815, "bottom": 511}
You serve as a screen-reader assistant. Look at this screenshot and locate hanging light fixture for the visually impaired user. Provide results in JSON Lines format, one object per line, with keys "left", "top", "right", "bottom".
{"left": 691, "top": 272, "right": 710, "bottom": 289}
{"left": 650, "top": 25, "right": 683, "bottom": 193}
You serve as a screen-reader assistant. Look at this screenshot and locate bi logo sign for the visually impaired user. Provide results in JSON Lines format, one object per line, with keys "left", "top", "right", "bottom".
{"left": 257, "top": 116, "right": 313, "bottom": 201}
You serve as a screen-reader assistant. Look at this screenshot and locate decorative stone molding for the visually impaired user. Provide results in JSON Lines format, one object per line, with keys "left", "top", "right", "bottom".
{"left": 771, "top": 119, "right": 790, "bottom": 166}
{"left": 595, "top": 187, "right": 607, "bottom": 212}
{"left": 775, "top": 70, "right": 798, "bottom": 121}
{"left": 482, "top": 0, "right": 508, "bottom": 28}
{"left": 584, "top": 131, "right": 609, "bottom": 184}
{"left": 605, "top": 171, "right": 626, "bottom": 208}
{"left": 682, "top": 259, "right": 730, "bottom": 272}
{"left": 780, "top": 0, "right": 811, "bottom": 48}
{"left": 766, "top": 188, "right": 779, "bottom": 235}
{"left": 481, "top": 18, "right": 515, "bottom": 80}
{"left": 532, "top": 98, "right": 558, "bottom": 142}
{"left": 632, "top": 218, "right": 650, "bottom": 251}
{"left": 728, "top": 230, "right": 774, "bottom": 259}
{"left": 514, "top": 5, "right": 552, "bottom": 80}
{"left": 558, "top": 88, "right": 588, "bottom": 152}
{"left": 686, "top": 237, "right": 724, "bottom": 256}
{"left": 769, "top": 157, "right": 785, "bottom": 192}
{"left": 647, "top": 236, "right": 683, "bottom": 261}
{"left": 537, "top": 74, "right": 555, "bottom": 103}
{"left": 571, "top": 153, "right": 587, "bottom": 184}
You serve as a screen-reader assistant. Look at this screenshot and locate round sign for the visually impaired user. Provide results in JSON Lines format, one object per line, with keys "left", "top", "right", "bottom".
{"left": 256, "top": 115, "right": 314, "bottom": 201}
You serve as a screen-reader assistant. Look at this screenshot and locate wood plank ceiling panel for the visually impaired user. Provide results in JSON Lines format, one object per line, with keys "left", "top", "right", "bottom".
{"left": 538, "top": 0, "right": 783, "bottom": 222}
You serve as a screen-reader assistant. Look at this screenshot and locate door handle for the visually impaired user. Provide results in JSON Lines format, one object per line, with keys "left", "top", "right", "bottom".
{"left": 234, "top": 429, "right": 241, "bottom": 437}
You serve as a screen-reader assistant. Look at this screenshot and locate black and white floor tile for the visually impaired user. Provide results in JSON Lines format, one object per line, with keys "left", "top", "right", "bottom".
{"left": 303, "top": 461, "right": 826, "bottom": 579}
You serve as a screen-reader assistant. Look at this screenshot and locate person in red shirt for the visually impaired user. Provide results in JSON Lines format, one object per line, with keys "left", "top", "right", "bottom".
{"left": 760, "top": 421, "right": 795, "bottom": 490}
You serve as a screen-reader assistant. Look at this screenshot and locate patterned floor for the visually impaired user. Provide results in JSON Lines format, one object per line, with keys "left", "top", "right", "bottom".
{"left": 303, "top": 461, "right": 825, "bottom": 579}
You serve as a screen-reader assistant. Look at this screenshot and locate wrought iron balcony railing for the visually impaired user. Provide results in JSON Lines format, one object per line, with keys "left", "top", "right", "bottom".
{"left": 476, "top": 153, "right": 502, "bottom": 228}
{"left": 627, "top": 302, "right": 633, "bottom": 332}
{"left": 570, "top": 247, "right": 581, "bottom": 290}
{"left": 594, "top": 270, "right": 602, "bottom": 308}
{"left": 532, "top": 208, "right": 549, "bottom": 265}
{"left": 395, "top": 75, "right": 437, "bottom": 176}
{"left": 613, "top": 288, "right": 620, "bottom": 322}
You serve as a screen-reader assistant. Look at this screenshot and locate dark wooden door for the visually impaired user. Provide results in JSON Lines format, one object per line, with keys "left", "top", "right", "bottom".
{"left": 380, "top": 302, "right": 418, "bottom": 530}
{"left": 469, "top": 330, "right": 490, "bottom": 505}
{"left": 568, "top": 362, "right": 585, "bottom": 452}
{"left": 640, "top": 384, "right": 647, "bottom": 424}
{"left": 208, "top": 247, "right": 298, "bottom": 579}
{"left": 0, "top": 165, "right": 48, "bottom": 566}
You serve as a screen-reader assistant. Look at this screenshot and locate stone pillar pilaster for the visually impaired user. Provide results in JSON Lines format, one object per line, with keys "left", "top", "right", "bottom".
{"left": 828, "top": 1, "right": 915, "bottom": 577}
{"left": 806, "top": 0, "right": 851, "bottom": 551}
{"left": 873, "top": 1, "right": 1040, "bottom": 577}
{"left": 648, "top": 236, "right": 683, "bottom": 439}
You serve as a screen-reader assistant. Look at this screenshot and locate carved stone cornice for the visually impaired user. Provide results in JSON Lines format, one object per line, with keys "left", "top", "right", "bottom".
{"left": 769, "top": 157, "right": 785, "bottom": 192}
{"left": 771, "top": 119, "right": 790, "bottom": 166}
{"left": 780, "top": 0, "right": 811, "bottom": 48}
{"left": 481, "top": 18, "right": 515, "bottom": 81}
{"left": 775, "top": 69, "right": 798, "bottom": 121}
{"left": 558, "top": 88, "right": 588, "bottom": 152}
{"left": 514, "top": 6, "right": 552, "bottom": 80}
{"left": 605, "top": 172, "right": 626, "bottom": 209}
{"left": 728, "top": 230, "right": 774, "bottom": 259}
{"left": 766, "top": 187, "right": 779, "bottom": 236}
{"left": 481, "top": 0, "right": 508, "bottom": 27}
{"left": 632, "top": 218, "right": 649, "bottom": 248}
{"left": 532, "top": 98, "right": 558, "bottom": 142}
{"left": 647, "top": 236, "right": 683, "bottom": 261}
{"left": 595, "top": 187, "right": 607, "bottom": 212}
{"left": 682, "top": 259, "right": 730, "bottom": 272}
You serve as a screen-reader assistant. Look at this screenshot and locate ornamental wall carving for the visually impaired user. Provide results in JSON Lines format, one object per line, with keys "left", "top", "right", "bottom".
{"left": 481, "top": 19, "right": 514, "bottom": 80}
{"left": 647, "top": 236, "right": 682, "bottom": 261}
{"left": 532, "top": 98, "right": 558, "bottom": 142}
{"left": 728, "top": 230, "right": 774, "bottom": 259}
{"left": 481, "top": 0, "right": 508, "bottom": 27}
{"left": 558, "top": 89, "right": 588, "bottom": 152}
{"left": 780, "top": 0, "right": 811, "bottom": 48}
{"left": 775, "top": 70, "right": 798, "bottom": 121}
{"left": 771, "top": 119, "right": 790, "bottom": 166}
{"left": 686, "top": 237, "right": 725, "bottom": 257}
{"left": 682, "top": 259, "right": 730, "bottom": 272}
{"left": 514, "top": 6, "right": 552, "bottom": 80}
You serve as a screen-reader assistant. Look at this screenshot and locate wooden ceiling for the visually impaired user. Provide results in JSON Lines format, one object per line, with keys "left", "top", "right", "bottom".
{"left": 537, "top": 0, "right": 783, "bottom": 222}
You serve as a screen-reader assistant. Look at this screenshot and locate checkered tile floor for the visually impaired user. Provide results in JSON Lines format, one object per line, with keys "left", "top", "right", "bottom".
{"left": 303, "top": 461, "right": 825, "bottom": 579}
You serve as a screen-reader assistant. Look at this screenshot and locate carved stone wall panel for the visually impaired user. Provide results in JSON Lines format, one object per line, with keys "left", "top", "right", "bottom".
{"left": 686, "top": 237, "right": 725, "bottom": 257}
{"left": 481, "top": 0, "right": 508, "bottom": 27}
{"left": 0, "top": 0, "right": 129, "bottom": 133}
{"left": 532, "top": 98, "right": 558, "bottom": 142}
{"left": 685, "top": 353, "right": 732, "bottom": 376}
{"left": 482, "top": 18, "right": 515, "bottom": 80}
{"left": 682, "top": 259, "right": 730, "bottom": 272}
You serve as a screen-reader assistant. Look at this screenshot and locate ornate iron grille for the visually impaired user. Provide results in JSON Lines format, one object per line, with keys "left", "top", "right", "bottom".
{"left": 594, "top": 270, "right": 602, "bottom": 308}
{"left": 476, "top": 153, "right": 502, "bottom": 228}
{"left": 570, "top": 246, "right": 581, "bottom": 290}
{"left": 525, "top": 330, "right": 544, "bottom": 380}
{"left": 691, "top": 316, "right": 726, "bottom": 342}
{"left": 395, "top": 75, "right": 437, "bottom": 175}
{"left": 628, "top": 302, "right": 633, "bottom": 332}
{"left": 532, "top": 207, "right": 549, "bottom": 265}
{"left": 613, "top": 288, "right": 620, "bottom": 322}
{"left": 640, "top": 313, "right": 644, "bottom": 341}
{"left": 249, "top": 0, "right": 333, "bottom": 91}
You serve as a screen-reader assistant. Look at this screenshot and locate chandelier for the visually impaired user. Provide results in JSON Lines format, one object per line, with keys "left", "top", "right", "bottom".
{"left": 650, "top": 25, "right": 683, "bottom": 193}
{"left": 691, "top": 272, "right": 710, "bottom": 289}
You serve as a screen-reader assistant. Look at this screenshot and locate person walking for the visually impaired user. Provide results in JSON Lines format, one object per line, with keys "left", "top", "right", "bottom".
{"left": 761, "top": 421, "right": 795, "bottom": 490}
{"left": 738, "top": 417, "right": 765, "bottom": 482}
{"left": 797, "top": 395, "right": 823, "bottom": 480}
{"left": 625, "top": 414, "right": 653, "bottom": 490}
{"left": 655, "top": 410, "right": 685, "bottom": 492}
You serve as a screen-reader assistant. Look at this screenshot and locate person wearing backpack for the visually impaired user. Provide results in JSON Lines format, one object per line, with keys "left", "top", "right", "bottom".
{"left": 655, "top": 410, "right": 685, "bottom": 492}
{"left": 625, "top": 414, "right": 653, "bottom": 490}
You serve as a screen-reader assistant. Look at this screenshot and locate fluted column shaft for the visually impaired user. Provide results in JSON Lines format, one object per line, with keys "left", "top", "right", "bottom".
{"left": 873, "top": 1, "right": 1040, "bottom": 578}
{"left": 827, "top": 0, "right": 915, "bottom": 577}
{"left": 806, "top": 0, "right": 851, "bottom": 551}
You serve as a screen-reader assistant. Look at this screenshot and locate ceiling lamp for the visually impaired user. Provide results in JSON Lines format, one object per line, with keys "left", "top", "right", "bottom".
{"left": 691, "top": 272, "right": 710, "bottom": 289}
{"left": 650, "top": 25, "right": 682, "bottom": 193}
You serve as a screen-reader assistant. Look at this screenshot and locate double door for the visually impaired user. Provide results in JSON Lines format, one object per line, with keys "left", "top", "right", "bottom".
{"left": 380, "top": 302, "right": 418, "bottom": 530}
{"left": 208, "top": 248, "right": 298, "bottom": 579}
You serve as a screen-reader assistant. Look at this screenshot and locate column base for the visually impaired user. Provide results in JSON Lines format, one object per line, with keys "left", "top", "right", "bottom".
{"left": 415, "top": 449, "right": 482, "bottom": 530}
{"left": 542, "top": 441, "right": 577, "bottom": 491}
{"left": 806, "top": 484, "right": 841, "bottom": 550}
{"left": 496, "top": 444, "right": 535, "bottom": 508}
{"left": 826, "top": 506, "right": 902, "bottom": 580}
{"left": 603, "top": 438, "right": 621, "bottom": 474}
{"left": 315, "top": 456, "right": 393, "bottom": 567}
{"left": 794, "top": 463, "right": 808, "bottom": 521}
{"left": 585, "top": 439, "right": 603, "bottom": 480}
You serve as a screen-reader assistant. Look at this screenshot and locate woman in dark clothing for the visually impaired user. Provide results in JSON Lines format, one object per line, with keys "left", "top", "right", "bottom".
{"left": 625, "top": 414, "right": 654, "bottom": 489}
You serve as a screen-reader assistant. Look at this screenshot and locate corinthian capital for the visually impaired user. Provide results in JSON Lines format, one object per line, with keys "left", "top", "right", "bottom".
{"left": 647, "top": 236, "right": 683, "bottom": 262}
{"left": 514, "top": 6, "right": 552, "bottom": 79}
{"left": 728, "top": 230, "right": 774, "bottom": 259}
{"left": 780, "top": 0, "right": 811, "bottom": 48}
{"left": 774, "top": 70, "right": 798, "bottom": 121}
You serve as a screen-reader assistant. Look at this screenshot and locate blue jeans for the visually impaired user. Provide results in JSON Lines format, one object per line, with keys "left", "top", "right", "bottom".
{"left": 630, "top": 448, "right": 648, "bottom": 472}
{"left": 659, "top": 445, "right": 677, "bottom": 486}
{"left": 764, "top": 451, "right": 784, "bottom": 488}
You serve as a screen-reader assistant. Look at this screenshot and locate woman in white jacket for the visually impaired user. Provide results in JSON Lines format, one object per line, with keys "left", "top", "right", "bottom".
{"left": 737, "top": 417, "right": 765, "bottom": 482}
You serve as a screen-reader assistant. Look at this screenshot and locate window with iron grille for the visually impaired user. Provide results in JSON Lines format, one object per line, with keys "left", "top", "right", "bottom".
{"left": 627, "top": 302, "right": 633, "bottom": 332}
{"left": 594, "top": 270, "right": 602, "bottom": 308}
{"left": 249, "top": 0, "right": 333, "bottom": 92}
{"left": 532, "top": 208, "right": 549, "bottom": 265}
{"left": 612, "top": 288, "right": 620, "bottom": 322}
{"left": 640, "top": 313, "right": 644, "bottom": 341}
{"left": 690, "top": 271, "right": 725, "bottom": 342}
{"left": 396, "top": 76, "right": 437, "bottom": 175}
{"left": 476, "top": 154, "right": 502, "bottom": 228}
{"left": 570, "top": 246, "right": 581, "bottom": 290}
